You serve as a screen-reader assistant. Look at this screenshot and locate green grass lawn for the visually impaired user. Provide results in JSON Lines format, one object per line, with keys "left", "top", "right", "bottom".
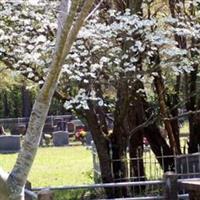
{"left": 180, "top": 121, "right": 189, "bottom": 134}
{"left": 0, "top": 146, "right": 93, "bottom": 187}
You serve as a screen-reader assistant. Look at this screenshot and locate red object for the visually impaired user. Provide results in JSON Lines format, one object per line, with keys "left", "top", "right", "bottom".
{"left": 75, "top": 128, "right": 85, "bottom": 139}
{"left": 143, "top": 137, "right": 149, "bottom": 146}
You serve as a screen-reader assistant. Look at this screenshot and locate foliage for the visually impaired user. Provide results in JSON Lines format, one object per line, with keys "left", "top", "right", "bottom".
{"left": 63, "top": 4, "right": 200, "bottom": 112}
{"left": 2, "top": 0, "right": 200, "bottom": 112}
{"left": 0, "top": 0, "right": 57, "bottom": 83}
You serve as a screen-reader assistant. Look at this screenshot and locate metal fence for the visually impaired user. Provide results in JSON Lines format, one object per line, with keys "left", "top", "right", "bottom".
{"left": 31, "top": 175, "right": 191, "bottom": 200}
{"left": 0, "top": 115, "right": 73, "bottom": 127}
{"left": 92, "top": 142, "right": 200, "bottom": 183}
{"left": 0, "top": 115, "right": 74, "bottom": 135}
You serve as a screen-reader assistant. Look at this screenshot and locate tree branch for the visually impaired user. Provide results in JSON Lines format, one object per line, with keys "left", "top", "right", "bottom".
{"left": 128, "top": 112, "right": 157, "bottom": 140}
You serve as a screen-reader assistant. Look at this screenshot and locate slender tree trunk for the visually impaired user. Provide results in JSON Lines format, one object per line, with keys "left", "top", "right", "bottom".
{"left": 21, "top": 85, "right": 32, "bottom": 118}
{"left": 126, "top": 0, "right": 143, "bottom": 14}
{"left": 129, "top": 131, "right": 145, "bottom": 194}
{"left": 168, "top": 0, "right": 187, "bottom": 154}
{"left": 85, "top": 110, "right": 115, "bottom": 198}
{"left": 154, "top": 71, "right": 181, "bottom": 154}
{"left": 166, "top": 76, "right": 181, "bottom": 151}
{"left": 127, "top": 84, "right": 146, "bottom": 195}
{"left": 108, "top": 25, "right": 133, "bottom": 198}
{"left": 188, "top": 114, "right": 200, "bottom": 153}
{"left": 111, "top": 123, "right": 129, "bottom": 198}
{"left": 0, "top": 1, "right": 95, "bottom": 199}
{"left": 187, "top": 65, "right": 200, "bottom": 153}
{"left": 110, "top": 81, "right": 129, "bottom": 198}
{"left": 145, "top": 123, "right": 174, "bottom": 171}
{"left": 3, "top": 92, "right": 10, "bottom": 117}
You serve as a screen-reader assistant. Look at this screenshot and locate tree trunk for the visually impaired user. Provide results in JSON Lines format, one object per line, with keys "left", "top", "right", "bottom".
{"left": 186, "top": 65, "right": 200, "bottom": 153}
{"left": 144, "top": 123, "right": 174, "bottom": 171}
{"left": 0, "top": 0, "right": 95, "bottom": 199}
{"left": 85, "top": 110, "right": 115, "bottom": 198}
{"left": 129, "top": 131, "right": 145, "bottom": 194}
{"left": 3, "top": 92, "right": 10, "bottom": 117}
{"left": 111, "top": 123, "right": 129, "bottom": 198}
{"left": 126, "top": 0, "right": 143, "bottom": 14}
{"left": 21, "top": 85, "right": 32, "bottom": 118}
{"left": 188, "top": 114, "right": 200, "bottom": 153}
{"left": 187, "top": 65, "right": 200, "bottom": 153}
{"left": 154, "top": 71, "right": 181, "bottom": 154}
{"left": 110, "top": 80, "right": 129, "bottom": 198}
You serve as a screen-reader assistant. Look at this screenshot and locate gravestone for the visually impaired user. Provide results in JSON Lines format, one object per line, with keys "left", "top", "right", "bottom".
{"left": 43, "top": 123, "right": 57, "bottom": 134}
{"left": 54, "top": 118, "right": 67, "bottom": 131}
{"left": 52, "top": 131, "right": 69, "bottom": 146}
{"left": 0, "top": 135, "right": 21, "bottom": 153}
{"left": 67, "top": 122, "right": 75, "bottom": 133}
{"left": 11, "top": 123, "right": 26, "bottom": 135}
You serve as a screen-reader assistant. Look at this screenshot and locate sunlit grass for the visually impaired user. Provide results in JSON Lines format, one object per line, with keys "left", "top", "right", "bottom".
{"left": 180, "top": 121, "right": 189, "bottom": 134}
{"left": 0, "top": 146, "right": 93, "bottom": 187}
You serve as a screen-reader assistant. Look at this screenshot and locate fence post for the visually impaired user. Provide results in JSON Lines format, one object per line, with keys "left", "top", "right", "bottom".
{"left": 38, "top": 189, "right": 54, "bottom": 200}
{"left": 163, "top": 171, "right": 178, "bottom": 200}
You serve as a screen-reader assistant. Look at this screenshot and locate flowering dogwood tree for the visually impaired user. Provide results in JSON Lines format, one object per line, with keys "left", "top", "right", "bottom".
{"left": 64, "top": 6, "right": 197, "bottom": 151}
{"left": 62, "top": 2, "right": 200, "bottom": 197}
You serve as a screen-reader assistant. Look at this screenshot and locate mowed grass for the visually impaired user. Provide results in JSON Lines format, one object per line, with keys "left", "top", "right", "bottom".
{"left": 0, "top": 146, "right": 93, "bottom": 187}
{"left": 180, "top": 121, "right": 189, "bottom": 134}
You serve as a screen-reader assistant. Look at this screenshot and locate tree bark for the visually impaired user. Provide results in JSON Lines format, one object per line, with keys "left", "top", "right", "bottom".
{"left": 187, "top": 65, "right": 200, "bottom": 153}
{"left": 154, "top": 71, "right": 181, "bottom": 154}
{"left": 145, "top": 123, "right": 174, "bottom": 171}
{"left": 85, "top": 109, "right": 115, "bottom": 198}
{"left": 3, "top": 92, "right": 10, "bottom": 117}
{"left": 110, "top": 80, "right": 129, "bottom": 198}
{"left": 111, "top": 123, "right": 129, "bottom": 197}
{"left": 0, "top": 0, "right": 95, "bottom": 199}
{"left": 21, "top": 85, "right": 32, "bottom": 118}
{"left": 129, "top": 131, "right": 145, "bottom": 194}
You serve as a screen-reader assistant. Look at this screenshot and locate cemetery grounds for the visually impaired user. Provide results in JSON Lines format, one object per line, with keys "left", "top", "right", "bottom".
{"left": 0, "top": 123, "right": 190, "bottom": 199}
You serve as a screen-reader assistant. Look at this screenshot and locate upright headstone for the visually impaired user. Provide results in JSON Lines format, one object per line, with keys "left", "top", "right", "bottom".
{"left": 52, "top": 131, "right": 69, "bottom": 146}
{"left": 43, "top": 123, "right": 57, "bottom": 134}
{"left": 11, "top": 123, "right": 26, "bottom": 135}
{"left": 0, "top": 135, "right": 21, "bottom": 153}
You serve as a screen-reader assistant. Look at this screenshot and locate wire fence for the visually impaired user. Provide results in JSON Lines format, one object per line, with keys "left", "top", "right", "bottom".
{"left": 31, "top": 176, "right": 192, "bottom": 200}
{"left": 0, "top": 115, "right": 73, "bottom": 127}
{"left": 0, "top": 115, "right": 74, "bottom": 135}
{"left": 92, "top": 142, "right": 200, "bottom": 183}
{"left": 33, "top": 180, "right": 164, "bottom": 199}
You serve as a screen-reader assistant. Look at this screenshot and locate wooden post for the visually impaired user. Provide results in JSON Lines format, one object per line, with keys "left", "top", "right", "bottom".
{"left": 38, "top": 189, "right": 54, "bottom": 200}
{"left": 163, "top": 171, "right": 178, "bottom": 200}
